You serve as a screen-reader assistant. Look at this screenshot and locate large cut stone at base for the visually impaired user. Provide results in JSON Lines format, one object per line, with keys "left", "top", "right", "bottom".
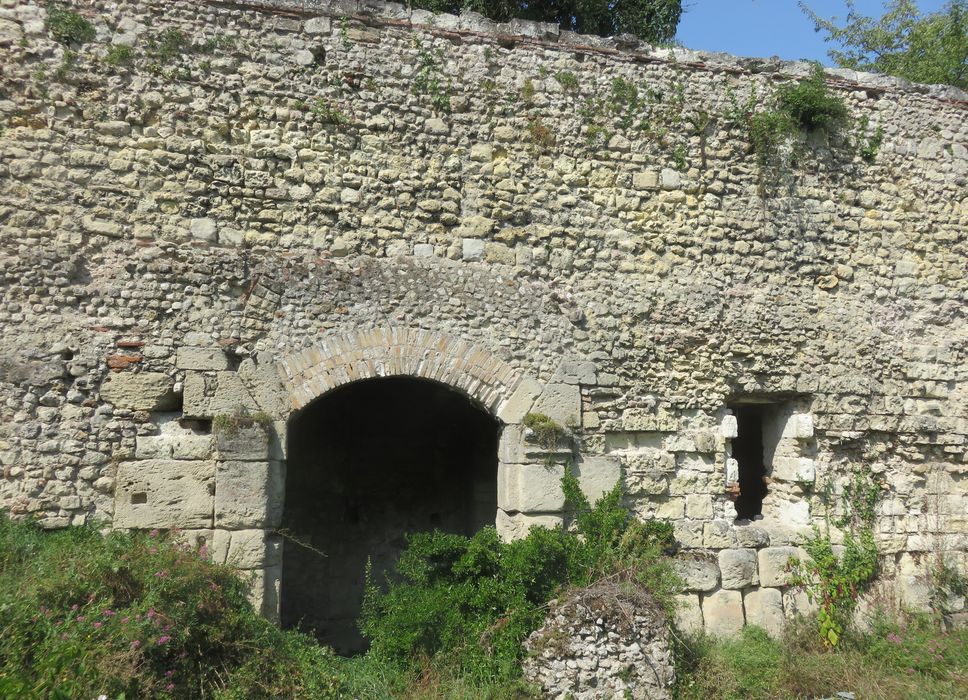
{"left": 743, "top": 587, "right": 785, "bottom": 637}
{"left": 702, "top": 589, "right": 744, "bottom": 637}
{"left": 114, "top": 459, "right": 215, "bottom": 529}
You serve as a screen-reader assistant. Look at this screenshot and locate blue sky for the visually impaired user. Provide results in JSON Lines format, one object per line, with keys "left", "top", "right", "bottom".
{"left": 676, "top": 0, "right": 949, "bottom": 62}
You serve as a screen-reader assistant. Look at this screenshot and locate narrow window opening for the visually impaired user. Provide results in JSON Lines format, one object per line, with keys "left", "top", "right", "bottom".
{"left": 131, "top": 492, "right": 148, "bottom": 504}
{"left": 729, "top": 404, "right": 769, "bottom": 520}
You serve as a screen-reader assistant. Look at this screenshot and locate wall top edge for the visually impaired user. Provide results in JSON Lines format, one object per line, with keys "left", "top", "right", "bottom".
{"left": 209, "top": 0, "right": 968, "bottom": 104}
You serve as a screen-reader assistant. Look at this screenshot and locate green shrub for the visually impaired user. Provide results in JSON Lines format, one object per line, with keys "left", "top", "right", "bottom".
{"left": 359, "top": 474, "right": 679, "bottom": 687}
{"left": 775, "top": 64, "right": 850, "bottom": 132}
{"left": 0, "top": 516, "right": 339, "bottom": 699}
{"left": 105, "top": 44, "right": 135, "bottom": 68}
{"left": 46, "top": 3, "right": 95, "bottom": 46}
{"left": 789, "top": 466, "right": 882, "bottom": 647}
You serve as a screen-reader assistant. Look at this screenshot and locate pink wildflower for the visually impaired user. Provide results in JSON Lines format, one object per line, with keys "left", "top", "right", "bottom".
{"left": 131, "top": 640, "right": 142, "bottom": 649}
{"left": 93, "top": 622, "right": 102, "bottom": 629}
{"left": 157, "top": 635, "right": 171, "bottom": 645}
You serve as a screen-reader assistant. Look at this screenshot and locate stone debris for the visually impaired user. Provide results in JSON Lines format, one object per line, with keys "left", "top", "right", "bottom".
{"left": 523, "top": 577, "right": 675, "bottom": 699}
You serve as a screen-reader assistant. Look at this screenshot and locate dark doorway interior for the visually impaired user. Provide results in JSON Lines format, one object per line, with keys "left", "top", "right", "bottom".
{"left": 730, "top": 404, "right": 768, "bottom": 520}
{"left": 281, "top": 377, "right": 499, "bottom": 654}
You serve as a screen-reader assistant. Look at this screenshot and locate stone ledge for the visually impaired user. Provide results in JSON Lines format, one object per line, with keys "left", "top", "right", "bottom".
{"left": 210, "top": 0, "right": 968, "bottom": 103}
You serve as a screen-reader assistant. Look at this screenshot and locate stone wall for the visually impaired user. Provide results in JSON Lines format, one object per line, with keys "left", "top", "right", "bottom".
{"left": 0, "top": 0, "right": 966, "bottom": 632}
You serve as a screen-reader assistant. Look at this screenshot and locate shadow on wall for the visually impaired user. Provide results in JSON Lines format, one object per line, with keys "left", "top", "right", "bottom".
{"left": 280, "top": 376, "right": 499, "bottom": 654}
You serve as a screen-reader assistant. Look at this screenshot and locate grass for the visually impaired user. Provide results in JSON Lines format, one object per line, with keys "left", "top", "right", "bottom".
{"left": 676, "top": 616, "right": 968, "bottom": 700}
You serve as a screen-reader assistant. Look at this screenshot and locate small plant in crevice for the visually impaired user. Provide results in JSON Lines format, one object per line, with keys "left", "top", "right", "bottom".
{"left": 522, "top": 412, "right": 568, "bottom": 450}
{"left": 213, "top": 406, "right": 273, "bottom": 439}
{"left": 310, "top": 97, "right": 348, "bottom": 125}
{"left": 856, "top": 114, "right": 885, "bottom": 164}
{"left": 526, "top": 117, "right": 555, "bottom": 151}
{"left": 788, "top": 465, "right": 883, "bottom": 648}
{"left": 411, "top": 37, "right": 451, "bottom": 113}
{"left": 554, "top": 70, "right": 579, "bottom": 92}
{"left": 46, "top": 3, "right": 95, "bottom": 46}
{"left": 104, "top": 43, "right": 134, "bottom": 68}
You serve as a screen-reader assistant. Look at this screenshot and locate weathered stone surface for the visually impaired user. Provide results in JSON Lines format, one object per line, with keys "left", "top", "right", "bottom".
{"left": 176, "top": 347, "right": 230, "bottom": 371}
{"left": 498, "top": 462, "right": 565, "bottom": 513}
{"left": 572, "top": 455, "right": 621, "bottom": 502}
{"left": 524, "top": 581, "right": 675, "bottom": 699}
{"left": 211, "top": 529, "right": 282, "bottom": 569}
{"left": 214, "top": 424, "right": 271, "bottom": 461}
{"left": 531, "top": 383, "right": 581, "bottom": 427}
{"left": 758, "top": 546, "right": 805, "bottom": 587}
{"left": 702, "top": 589, "right": 745, "bottom": 637}
{"left": 674, "top": 593, "right": 703, "bottom": 635}
{"left": 675, "top": 555, "right": 720, "bottom": 592}
{"left": 114, "top": 460, "right": 215, "bottom": 529}
{"left": 100, "top": 373, "right": 177, "bottom": 411}
{"left": 496, "top": 376, "right": 542, "bottom": 424}
{"left": 214, "top": 460, "right": 285, "bottom": 529}
{"left": 743, "top": 587, "right": 785, "bottom": 637}
{"left": 718, "top": 548, "right": 759, "bottom": 589}
{"left": 496, "top": 509, "right": 563, "bottom": 541}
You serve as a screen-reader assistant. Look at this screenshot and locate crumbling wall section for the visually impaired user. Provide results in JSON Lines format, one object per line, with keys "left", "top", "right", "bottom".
{"left": 0, "top": 0, "right": 965, "bottom": 628}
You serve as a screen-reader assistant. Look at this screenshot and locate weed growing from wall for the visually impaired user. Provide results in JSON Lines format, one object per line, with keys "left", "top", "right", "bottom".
{"left": 46, "top": 3, "right": 95, "bottom": 46}
{"left": 522, "top": 412, "right": 567, "bottom": 450}
{"left": 788, "top": 465, "right": 883, "bottom": 647}
{"left": 412, "top": 38, "right": 451, "bottom": 112}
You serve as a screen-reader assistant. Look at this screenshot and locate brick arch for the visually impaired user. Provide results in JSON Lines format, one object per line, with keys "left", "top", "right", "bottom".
{"left": 276, "top": 326, "right": 537, "bottom": 421}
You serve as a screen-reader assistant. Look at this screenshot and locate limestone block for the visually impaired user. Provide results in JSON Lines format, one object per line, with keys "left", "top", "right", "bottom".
{"left": 238, "top": 358, "right": 291, "bottom": 418}
{"left": 176, "top": 347, "right": 230, "bottom": 371}
{"left": 211, "top": 529, "right": 282, "bottom": 569}
{"left": 304, "top": 17, "right": 332, "bottom": 34}
{"left": 783, "top": 588, "right": 817, "bottom": 619}
{"left": 496, "top": 376, "right": 542, "bottom": 424}
{"left": 100, "top": 372, "right": 177, "bottom": 411}
{"left": 898, "top": 552, "right": 932, "bottom": 611}
{"left": 572, "top": 455, "right": 621, "bottom": 503}
{"left": 215, "top": 423, "right": 271, "bottom": 461}
{"left": 685, "top": 494, "right": 713, "bottom": 519}
{"left": 674, "top": 594, "right": 703, "bottom": 635}
{"left": 189, "top": 217, "right": 218, "bottom": 242}
{"left": 758, "top": 546, "right": 805, "bottom": 587}
{"left": 245, "top": 564, "right": 282, "bottom": 622}
{"left": 114, "top": 459, "right": 215, "bottom": 529}
{"left": 498, "top": 462, "right": 565, "bottom": 513}
{"left": 550, "top": 360, "right": 597, "bottom": 385}
{"left": 496, "top": 509, "right": 563, "bottom": 541}
{"left": 720, "top": 414, "right": 738, "bottom": 439}
{"left": 675, "top": 555, "right": 720, "bottom": 592}
{"left": 531, "top": 383, "right": 581, "bottom": 427}
{"left": 735, "top": 525, "right": 770, "bottom": 549}
{"left": 703, "top": 520, "right": 738, "bottom": 548}
{"left": 215, "top": 460, "right": 285, "bottom": 529}
{"left": 772, "top": 457, "right": 816, "bottom": 483}
{"left": 182, "top": 372, "right": 210, "bottom": 418}
{"left": 718, "top": 548, "right": 760, "bottom": 589}
{"left": 498, "top": 425, "right": 528, "bottom": 463}
{"left": 209, "top": 372, "right": 261, "bottom": 416}
{"left": 726, "top": 457, "right": 739, "bottom": 484}
{"left": 782, "top": 413, "right": 814, "bottom": 439}
{"left": 462, "top": 238, "right": 485, "bottom": 261}
{"left": 744, "top": 587, "right": 785, "bottom": 637}
{"left": 632, "top": 170, "right": 659, "bottom": 190}
{"left": 673, "top": 520, "right": 705, "bottom": 549}
{"left": 702, "top": 589, "right": 744, "bottom": 637}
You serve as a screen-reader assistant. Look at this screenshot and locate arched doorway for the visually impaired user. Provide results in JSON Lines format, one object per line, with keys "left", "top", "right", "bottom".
{"left": 280, "top": 376, "right": 500, "bottom": 653}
